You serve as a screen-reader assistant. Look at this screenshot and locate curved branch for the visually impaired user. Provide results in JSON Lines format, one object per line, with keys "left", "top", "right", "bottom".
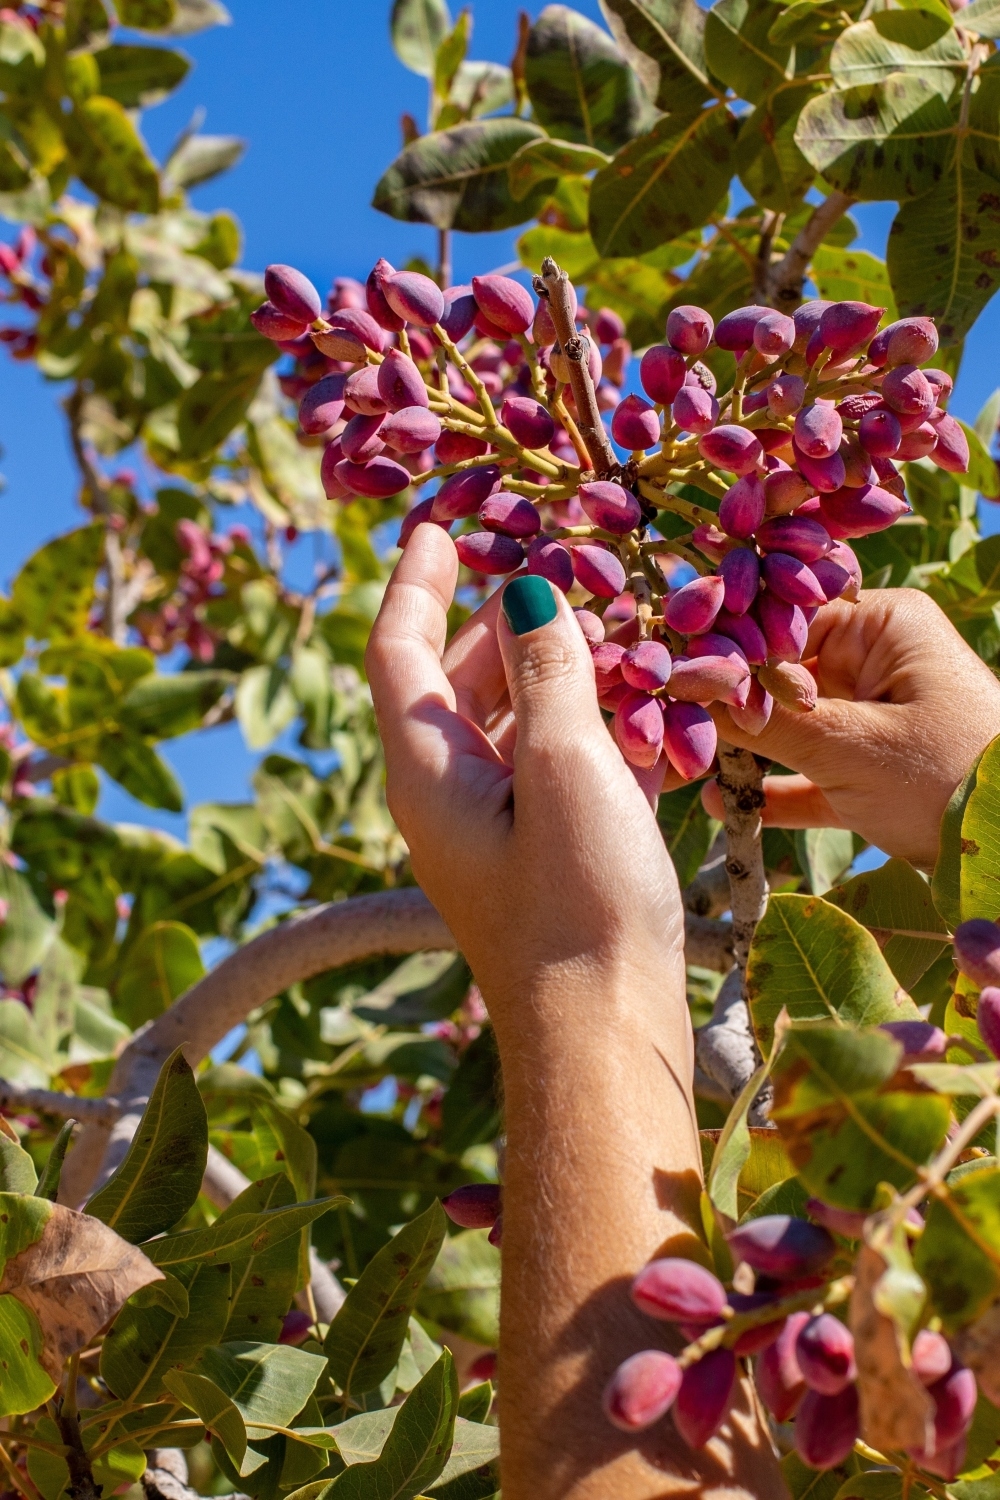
{"left": 60, "top": 887, "right": 737, "bottom": 1206}
{"left": 766, "top": 191, "right": 854, "bottom": 311}
{"left": 60, "top": 888, "right": 456, "bottom": 1206}
{"left": 0, "top": 1080, "right": 114, "bottom": 1123}
{"left": 537, "top": 257, "right": 617, "bottom": 478}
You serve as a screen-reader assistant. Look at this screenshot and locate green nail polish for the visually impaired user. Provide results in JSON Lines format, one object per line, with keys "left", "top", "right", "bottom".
{"left": 502, "top": 574, "right": 557, "bottom": 636}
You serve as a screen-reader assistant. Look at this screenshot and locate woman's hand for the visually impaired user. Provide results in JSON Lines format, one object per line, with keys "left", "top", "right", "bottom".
{"left": 704, "top": 588, "right": 1000, "bottom": 869}
{"left": 365, "top": 521, "right": 685, "bottom": 1024}
{"left": 366, "top": 524, "right": 786, "bottom": 1500}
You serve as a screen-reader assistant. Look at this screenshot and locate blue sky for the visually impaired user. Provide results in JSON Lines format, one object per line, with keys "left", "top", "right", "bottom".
{"left": 1, "top": 0, "right": 999, "bottom": 836}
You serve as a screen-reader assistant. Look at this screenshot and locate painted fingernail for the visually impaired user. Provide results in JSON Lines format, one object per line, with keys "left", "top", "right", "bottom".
{"left": 502, "top": 574, "right": 558, "bottom": 636}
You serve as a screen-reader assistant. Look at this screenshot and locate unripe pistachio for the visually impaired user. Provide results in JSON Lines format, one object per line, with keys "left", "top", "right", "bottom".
{"left": 527, "top": 535, "right": 574, "bottom": 592}
{"left": 729, "top": 674, "right": 773, "bottom": 734}
{"left": 612, "top": 393, "right": 660, "bottom": 450}
{"left": 621, "top": 640, "right": 672, "bottom": 691}
{"left": 762, "top": 552, "right": 827, "bottom": 609}
{"left": 765, "top": 465, "right": 816, "bottom": 515}
{"left": 978, "top": 987, "right": 1000, "bottom": 1059}
{"left": 321, "top": 440, "right": 350, "bottom": 500}
{"left": 664, "top": 574, "right": 725, "bottom": 635}
{"left": 441, "top": 1183, "right": 501, "bottom": 1228}
{"left": 897, "top": 422, "right": 939, "bottom": 460}
{"left": 570, "top": 542, "right": 627, "bottom": 598}
{"left": 756, "top": 1311, "right": 810, "bottom": 1421}
{"left": 858, "top": 407, "right": 901, "bottom": 457}
{"left": 602, "top": 336, "right": 631, "bottom": 387}
{"left": 924, "top": 367, "right": 954, "bottom": 406}
{"left": 335, "top": 455, "right": 410, "bottom": 498}
{"left": 578, "top": 479, "right": 641, "bottom": 535}
{"left": 344, "top": 366, "right": 387, "bottom": 416}
{"left": 819, "top": 300, "right": 885, "bottom": 353}
{"left": 885, "top": 316, "right": 939, "bottom": 368}
{"left": 768, "top": 373, "right": 806, "bottom": 418}
{"left": 472, "top": 273, "right": 534, "bottom": 335}
{"left": 911, "top": 1330, "right": 952, "bottom": 1388}
{"left": 662, "top": 700, "right": 718, "bottom": 780}
{"left": 719, "top": 475, "right": 766, "bottom": 539}
{"left": 325, "top": 306, "right": 385, "bottom": 353}
{"left": 436, "top": 430, "right": 488, "bottom": 464}
{"left": 881, "top": 363, "right": 936, "bottom": 418}
{"left": 718, "top": 547, "right": 760, "bottom": 614}
{"left": 668, "top": 655, "right": 750, "bottom": 708}
{"left": 929, "top": 412, "right": 970, "bottom": 474}
{"left": 455, "top": 530, "right": 524, "bottom": 574}
{"left": 252, "top": 302, "right": 308, "bottom": 342}
{"left": 715, "top": 304, "right": 770, "bottom": 353}
{"left": 399, "top": 497, "right": 450, "bottom": 546}
{"left": 754, "top": 310, "right": 796, "bottom": 359}
{"left": 699, "top": 424, "right": 763, "bottom": 476}
{"left": 265, "top": 263, "right": 321, "bottom": 324}
{"left": 756, "top": 594, "right": 808, "bottom": 661}
{"left": 366, "top": 258, "right": 406, "bottom": 332}
{"left": 439, "top": 285, "right": 477, "bottom": 341}
{"left": 755, "top": 515, "right": 832, "bottom": 562}
{"left": 614, "top": 689, "right": 665, "bottom": 767}
{"left": 715, "top": 609, "right": 768, "bottom": 665}
{"left": 792, "top": 300, "right": 829, "bottom": 352}
{"left": 795, "top": 403, "right": 843, "bottom": 460}
{"left": 431, "top": 465, "right": 503, "bottom": 522}
{"left": 793, "top": 444, "right": 847, "bottom": 493}
{"left": 603, "top": 1350, "right": 682, "bottom": 1433}
{"left": 673, "top": 1348, "right": 737, "bottom": 1449}
{"left": 341, "top": 412, "right": 386, "bottom": 463}
{"left": 574, "top": 607, "right": 605, "bottom": 645}
{"left": 378, "top": 349, "right": 429, "bottom": 412}
{"left": 479, "top": 494, "right": 541, "bottom": 538}
{"left": 380, "top": 406, "right": 441, "bottom": 454}
{"left": 795, "top": 1385, "right": 860, "bottom": 1470}
{"left": 796, "top": 1315, "right": 856, "bottom": 1395}
{"left": 954, "top": 918, "right": 1000, "bottom": 988}
{"left": 672, "top": 384, "right": 719, "bottom": 435}
{"left": 501, "top": 395, "right": 555, "bottom": 449}
{"left": 666, "top": 303, "right": 714, "bottom": 354}
{"left": 299, "top": 373, "right": 346, "bottom": 435}
{"left": 593, "top": 306, "right": 625, "bottom": 343}
{"left": 818, "top": 482, "right": 909, "bottom": 539}
{"left": 640, "top": 343, "right": 686, "bottom": 404}
{"left": 384, "top": 271, "right": 445, "bottom": 328}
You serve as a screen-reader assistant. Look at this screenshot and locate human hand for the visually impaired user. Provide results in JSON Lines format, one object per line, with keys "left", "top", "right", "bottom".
{"left": 364, "top": 522, "right": 686, "bottom": 1026}
{"left": 702, "top": 588, "right": 1000, "bottom": 869}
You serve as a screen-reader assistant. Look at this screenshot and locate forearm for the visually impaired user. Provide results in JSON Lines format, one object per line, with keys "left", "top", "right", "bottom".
{"left": 491, "top": 960, "right": 787, "bottom": 1500}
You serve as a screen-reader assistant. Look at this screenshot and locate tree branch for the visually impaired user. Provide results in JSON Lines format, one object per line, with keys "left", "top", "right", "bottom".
{"left": 60, "top": 885, "right": 736, "bottom": 1205}
{"left": 766, "top": 191, "right": 854, "bottom": 311}
{"left": 537, "top": 258, "right": 617, "bottom": 478}
{"left": 0, "top": 1079, "right": 115, "bottom": 1123}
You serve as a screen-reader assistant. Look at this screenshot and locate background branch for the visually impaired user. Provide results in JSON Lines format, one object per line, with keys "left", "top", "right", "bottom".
{"left": 766, "top": 191, "right": 854, "bottom": 310}
{"left": 537, "top": 257, "right": 617, "bottom": 477}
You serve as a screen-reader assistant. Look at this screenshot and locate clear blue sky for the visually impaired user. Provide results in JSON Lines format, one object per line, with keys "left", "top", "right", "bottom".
{"left": 1, "top": 0, "right": 999, "bottom": 835}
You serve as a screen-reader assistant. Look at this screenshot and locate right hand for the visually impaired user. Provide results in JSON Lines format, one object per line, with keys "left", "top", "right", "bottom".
{"left": 702, "top": 588, "right": 1000, "bottom": 870}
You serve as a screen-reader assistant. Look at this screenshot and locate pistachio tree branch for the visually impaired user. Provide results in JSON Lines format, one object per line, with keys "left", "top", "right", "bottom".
{"left": 537, "top": 257, "right": 617, "bottom": 477}
{"left": 60, "top": 885, "right": 736, "bottom": 1206}
{"left": 766, "top": 191, "right": 855, "bottom": 311}
{"left": 0, "top": 1079, "right": 115, "bottom": 1123}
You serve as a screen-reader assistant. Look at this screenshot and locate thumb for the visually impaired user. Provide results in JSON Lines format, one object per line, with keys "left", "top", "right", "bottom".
{"left": 497, "top": 574, "right": 611, "bottom": 782}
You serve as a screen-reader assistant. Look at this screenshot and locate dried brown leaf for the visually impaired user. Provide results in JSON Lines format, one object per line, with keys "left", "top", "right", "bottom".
{"left": 0, "top": 1203, "right": 163, "bottom": 1379}
{"left": 850, "top": 1244, "right": 934, "bottom": 1455}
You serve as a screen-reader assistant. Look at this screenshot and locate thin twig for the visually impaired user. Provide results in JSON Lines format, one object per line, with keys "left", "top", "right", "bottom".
{"left": 537, "top": 257, "right": 617, "bottom": 477}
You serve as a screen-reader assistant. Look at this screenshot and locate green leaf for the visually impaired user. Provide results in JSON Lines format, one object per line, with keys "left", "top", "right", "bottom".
{"left": 113, "top": 0, "right": 177, "bottom": 24}
{"left": 508, "top": 137, "right": 609, "bottom": 201}
{"left": 888, "top": 167, "right": 1000, "bottom": 345}
{"left": 708, "top": 1061, "right": 771, "bottom": 1219}
{"left": 736, "top": 81, "right": 817, "bottom": 211}
{"left": 177, "top": 371, "right": 261, "bottom": 460}
{"left": 961, "top": 0, "right": 1000, "bottom": 34}
{"left": 0, "top": 596, "right": 24, "bottom": 667}
{"left": 658, "top": 782, "right": 719, "bottom": 887}
{"left": 164, "top": 132, "right": 245, "bottom": 188}
{"left": 114, "top": 921, "right": 205, "bottom": 1029}
{"left": 915, "top": 1165, "right": 1000, "bottom": 1328}
{"left": 118, "top": 670, "right": 233, "bottom": 739}
{"left": 794, "top": 73, "right": 953, "bottom": 199}
{"left": 447, "top": 59, "right": 514, "bottom": 119}
{"left": 456, "top": 1382, "right": 493, "bottom": 1425}
{"left": 598, "top": 0, "right": 715, "bottom": 118}
{"left": 198, "top": 1340, "right": 329, "bottom": 1437}
{"left": 440, "top": 1027, "right": 500, "bottom": 1154}
{"left": 65, "top": 96, "right": 159, "bottom": 213}
{"left": 236, "top": 664, "right": 299, "bottom": 751}
{"left": 434, "top": 9, "right": 468, "bottom": 98}
{"left": 829, "top": 19, "right": 965, "bottom": 95}
{"left": 392, "top": 0, "right": 451, "bottom": 77}
{"left": 96, "top": 44, "right": 189, "bottom": 106}
{"left": 747, "top": 893, "right": 919, "bottom": 1058}
{"left": 705, "top": 0, "right": 790, "bottom": 104}
{"left": 795, "top": 828, "right": 855, "bottom": 895}
{"left": 35, "top": 1121, "right": 76, "bottom": 1202}
{"left": 325, "top": 1201, "right": 447, "bottom": 1400}
{"left": 0, "top": 1295, "right": 56, "bottom": 1416}
{"left": 328, "top": 1352, "right": 459, "bottom": 1500}
{"left": 160, "top": 0, "right": 231, "bottom": 35}
{"left": 85, "top": 1048, "right": 208, "bottom": 1244}
{"left": 12, "top": 525, "right": 104, "bottom": 644}
{"left": 589, "top": 105, "right": 738, "bottom": 256}
{"left": 145, "top": 1196, "right": 341, "bottom": 1267}
{"left": 525, "top": 4, "right": 650, "bottom": 152}
{"left": 0, "top": 999, "right": 51, "bottom": 1087}
{"left": 783, "top": 1451, "right": 863, "bottom": 1498}
{"left": 810, "top": 244, "right": 898, "bottom": 319}
{"left": 101, "top": 1257, "right": 232, "bottom": 1402}
{"left": 374, "top": 117, "right": 553, "bottom": 232}
{"left": 958, "top": 418, "right": 1000, "bottom": 497}
{"left": 219, "top": 1175, "right": 300, "bottom": 1343}
{"left": 0, "top": 865, "right": 52, "bottom": 988}
{"left": 97, "top": 732, "right": 184, "bottom": 813}
{"left": 162, "top": 1368, "right": 255, "bottom": 1474}
{"left": 417, "top": 1229, "right": 500, "bottom": 1348}
{"left": 952, "top": 733, "right": 1000, "bottom": 922}
{"left": 770, "top": 1021, "right": 951, "bottom": 1208}
{"left": 0, "top": 1132, "right": 38, "bottom": 1194}
{"left": 827, "top": 857, "right": 949, "bottom": 990}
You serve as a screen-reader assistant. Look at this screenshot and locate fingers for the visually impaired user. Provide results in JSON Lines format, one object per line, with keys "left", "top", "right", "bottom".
{"left": 707, "top": 693, "right": 861, "bottom": 775}
{"left": 702, "top": 772, "right": 843, "bottom": 829}
{"left": 441, "top": 586, "right": 508, "bottom": 726}
{"left": 366, "top": 525, "right": 508, "bottom": 833}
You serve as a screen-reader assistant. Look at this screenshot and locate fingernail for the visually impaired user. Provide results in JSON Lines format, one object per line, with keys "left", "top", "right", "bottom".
{"left": 502, "top": 574, "right": 558, "bottom": 636}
